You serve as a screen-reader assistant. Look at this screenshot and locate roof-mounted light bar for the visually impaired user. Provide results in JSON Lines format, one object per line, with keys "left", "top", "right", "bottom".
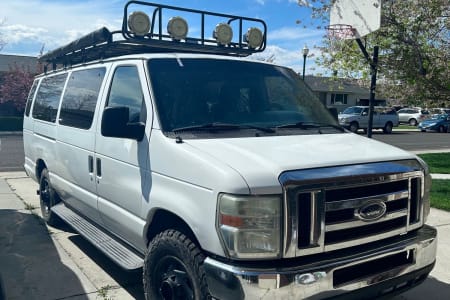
{"left": 38, "top": 1, "right": 268, "bottom": 70}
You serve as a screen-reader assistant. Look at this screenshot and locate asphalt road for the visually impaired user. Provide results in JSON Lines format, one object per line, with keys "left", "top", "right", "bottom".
{"left": 1, "top": 131, "right": 450, "bottom": 172}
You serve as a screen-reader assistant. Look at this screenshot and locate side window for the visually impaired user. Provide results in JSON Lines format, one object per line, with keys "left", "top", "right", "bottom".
{"left": 25, "top": 79, "right": 39, "bottom": 117}
{"left": 106, "top": 66, "right": 146, "bottom": 123}
{"left": 59, "top": 68, "right": 106, "bottom": 129}
{"left": 32, "top": 74, "right": 67, "bottom": 122}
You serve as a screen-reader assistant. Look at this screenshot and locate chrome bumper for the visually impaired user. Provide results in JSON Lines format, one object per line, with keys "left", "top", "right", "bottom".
{"left": 204, "top": 225, "right": 437, "bottom": 300}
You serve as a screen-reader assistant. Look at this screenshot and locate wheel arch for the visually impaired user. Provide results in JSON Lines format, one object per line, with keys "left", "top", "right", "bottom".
{"left": 35, "top": 159, "right": 47, "bottom": 182}
{"left": 145, "top": 209, "right": 201, "bottom": 250}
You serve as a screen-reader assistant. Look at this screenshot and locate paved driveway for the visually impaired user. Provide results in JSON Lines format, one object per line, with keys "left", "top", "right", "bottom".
{"left": 1, "top": 172, "right": 450, "bottom": 299}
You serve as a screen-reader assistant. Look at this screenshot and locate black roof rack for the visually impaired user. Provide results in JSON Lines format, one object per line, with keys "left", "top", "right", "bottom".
{"left": 39, "top": 1, "right": 267, "bottom": 70}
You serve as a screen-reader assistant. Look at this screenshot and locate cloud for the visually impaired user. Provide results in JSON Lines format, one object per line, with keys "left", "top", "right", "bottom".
{"left": 268, "top": 26, "right": 322, "bottom": 41}
{"left": 255, "top": 0, "right": 266, "bottom": 5}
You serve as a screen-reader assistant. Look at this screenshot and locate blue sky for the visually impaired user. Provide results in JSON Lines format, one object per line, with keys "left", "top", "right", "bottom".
{"left": 0, "top": 0, "right": 326, "bottom": 74}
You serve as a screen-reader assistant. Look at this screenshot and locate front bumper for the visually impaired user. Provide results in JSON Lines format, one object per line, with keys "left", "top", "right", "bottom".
{"left": 204, "top": 225, "right": 437, "bottom": 300}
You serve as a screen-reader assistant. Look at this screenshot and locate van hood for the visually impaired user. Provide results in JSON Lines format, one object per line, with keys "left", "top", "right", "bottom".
{"left": 184, "top": 133, "right": 415, "bottom": 193}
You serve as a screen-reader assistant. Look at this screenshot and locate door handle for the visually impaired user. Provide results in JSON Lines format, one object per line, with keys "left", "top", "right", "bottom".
{"left": 88, "top": 156, "right": 94, "bottom": 173}
{"left": 96, "top": 158, "right": 102, "bottom": 177}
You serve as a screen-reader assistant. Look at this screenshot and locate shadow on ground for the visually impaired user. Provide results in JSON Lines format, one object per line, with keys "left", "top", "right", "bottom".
{"left": 0, "top": 209, "right": 89, "bottom": 300}
{"left": 69, "top": 235, "right": 145, "bottom": 299}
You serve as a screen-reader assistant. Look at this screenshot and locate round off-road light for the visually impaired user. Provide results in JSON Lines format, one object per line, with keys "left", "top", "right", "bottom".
{"left": 245, "top": 27, "right": 264, "bottom": 49}
{"left": 167, "top": 17, "right": 188, "bottom": 40}
{"left": 128, "top": 11, "right": 151, "bottom": 36}
{"left": 213, "top": 23, "right": 233, "bottom": 46}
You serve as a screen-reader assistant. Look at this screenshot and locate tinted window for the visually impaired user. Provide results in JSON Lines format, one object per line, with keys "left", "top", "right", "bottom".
{"left": 148, "top": 59, "right": 337, "bottom": 133}
{"left": 106, "top": 66, "right": 146, "bottom": 123}
{"left": 32, "top": 74, "right": 67, "bottom": 122}
{"left": 59, "top": 68, "right": 106, "bottom": 129}
{"left": 25, "top": 79, "right": 39, "bottom": 117}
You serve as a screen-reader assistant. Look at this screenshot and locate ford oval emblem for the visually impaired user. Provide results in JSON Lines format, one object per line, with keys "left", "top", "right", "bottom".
{"left": 356, "top": 201, "right": 387, "bottom": 222}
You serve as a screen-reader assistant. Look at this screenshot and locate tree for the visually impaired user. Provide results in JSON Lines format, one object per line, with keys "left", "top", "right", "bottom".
{"left": 0, "top": 64, "right": 35, "bottom": 113}
{"left": 299, "top": 0, "right": 450, "bottom": 106}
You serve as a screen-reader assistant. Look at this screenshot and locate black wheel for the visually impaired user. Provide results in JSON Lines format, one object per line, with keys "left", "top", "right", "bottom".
{"left": 349, "top": 122, "right": 359, "bottom": 133}
{"left": 39, "top": 168, "right": 61, "bottom": 226}
{"left": 409, "top": 118, "right": 418, "bottom": 126}
{"left": 143, "top": 230, "right": 210, "bottom": 300}
{"left": 438, "top": 125, "right": 445, "bottom": 133}
{"left": 383, "top": 122, "right": 393, "bottom": 134}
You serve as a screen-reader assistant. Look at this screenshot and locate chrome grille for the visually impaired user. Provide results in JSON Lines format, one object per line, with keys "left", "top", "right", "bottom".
{"left": 280, "top": 160, "right": 425, "bottom": 258}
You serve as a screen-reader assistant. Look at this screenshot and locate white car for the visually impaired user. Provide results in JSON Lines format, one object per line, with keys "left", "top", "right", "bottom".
{"left": 397, "top": 107, "right": 430, "bottom": 126}
{"left": 22, "top": 2, "right": 436, "bottom": 299}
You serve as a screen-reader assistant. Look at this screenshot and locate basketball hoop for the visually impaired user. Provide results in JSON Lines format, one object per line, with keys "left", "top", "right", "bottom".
{"left": 325, "top": 24, "right": 355, "bottom": 55}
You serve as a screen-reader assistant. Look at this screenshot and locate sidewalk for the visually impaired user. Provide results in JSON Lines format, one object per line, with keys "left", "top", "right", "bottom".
{"left": 0, "top": 172, "right": 142, "bottom": 300}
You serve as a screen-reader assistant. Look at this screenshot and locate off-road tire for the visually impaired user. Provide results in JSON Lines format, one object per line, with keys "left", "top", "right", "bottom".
{"left": 39, "top": 168, "right": 62, "bottom": 226}
{"left": 143, "top": 230, "right": 210, "bottom": 300}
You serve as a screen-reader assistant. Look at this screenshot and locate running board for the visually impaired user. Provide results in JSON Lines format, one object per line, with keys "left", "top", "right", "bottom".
{"left": 51, "top": 203, "right": 144, "bottom": 270}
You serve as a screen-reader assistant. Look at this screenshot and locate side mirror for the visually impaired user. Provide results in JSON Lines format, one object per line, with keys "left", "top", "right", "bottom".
{"left": 328, "top": 107, "right": 338, "bottom": 121}
{"left": 101, "top": 106, "right": 145, "bottom": 141}
{"left": 362, "top": 111, "right": 368, "bottom": 116}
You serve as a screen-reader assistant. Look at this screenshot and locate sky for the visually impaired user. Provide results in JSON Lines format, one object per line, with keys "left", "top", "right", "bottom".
{"left": 0, "top": 0, "right": 327, "bottom": 74}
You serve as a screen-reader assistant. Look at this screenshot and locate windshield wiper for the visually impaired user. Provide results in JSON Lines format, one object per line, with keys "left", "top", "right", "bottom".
{"left": 172, "top": 122, "right": 275, "bottom": 133}
{"left": 276, "top": 122, "right": 345, "bottom": 132}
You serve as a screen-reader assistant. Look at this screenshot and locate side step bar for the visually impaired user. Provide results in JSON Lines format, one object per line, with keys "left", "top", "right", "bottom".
{"left": 51, "top": 203, "right": 144, "bottom": 270}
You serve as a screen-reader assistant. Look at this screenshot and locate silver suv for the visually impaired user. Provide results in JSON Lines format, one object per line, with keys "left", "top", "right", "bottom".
{"left": 397, "top": 107, "right": 429, "bottom": 126}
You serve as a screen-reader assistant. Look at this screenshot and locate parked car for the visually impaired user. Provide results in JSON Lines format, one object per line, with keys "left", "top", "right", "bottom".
{"left": 397, "top": 108, "right": 429, "bottom": 126}
{"left": 418, "top": 114, "right": 450, "bottom": 132}
{"left": 428, "top": 108, "right": 450, "bottom": 115}
{"left": 338, "top": 106, "right": 399, "bottom": 133}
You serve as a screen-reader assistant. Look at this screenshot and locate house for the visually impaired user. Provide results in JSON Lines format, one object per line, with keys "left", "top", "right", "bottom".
{"left": 304, "top": 75, "right": 387, "bottom": 112}
{"left": 0, "top": 54, "right": 38, "bottom": 73}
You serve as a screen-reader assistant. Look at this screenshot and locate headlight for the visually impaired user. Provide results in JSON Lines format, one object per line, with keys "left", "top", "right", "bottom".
{"left": 416, "top": 156, "right": 431, "bottom": 222}
{"left": 217, "top": 193, "right": 281, "bottom": 259}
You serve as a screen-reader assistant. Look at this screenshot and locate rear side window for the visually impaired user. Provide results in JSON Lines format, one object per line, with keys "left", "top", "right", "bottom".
{"left": 32, "top": 74, "right": 67, "bottom": 122}
{"left": 25, "top": 79, "right": 39, "bottom": 117}
{"left": 59, "top": 68, "right": 106, "bottom": 129}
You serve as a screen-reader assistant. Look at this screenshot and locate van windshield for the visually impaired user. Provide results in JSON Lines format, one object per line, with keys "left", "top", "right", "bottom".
{"left": 148, "top": 58, "right": 339, "bottom": 136}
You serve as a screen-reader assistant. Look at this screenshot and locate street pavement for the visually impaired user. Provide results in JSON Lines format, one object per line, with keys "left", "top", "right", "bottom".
{"left": 0, "top": 171, "right": 449, "bottom": 299}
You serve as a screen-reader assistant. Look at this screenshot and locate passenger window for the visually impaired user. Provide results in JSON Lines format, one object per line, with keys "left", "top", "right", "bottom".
{"left": 25, "top": 79, "right": 39, "bottom": 117}
{"left": 32, "top": 74, "right": 67, "bottom": 123}
{"left": 106, "top": 66, "right": 146, "bottom": 123}
{"left": 59, "top": 68, "right": 106, "bottom": 129}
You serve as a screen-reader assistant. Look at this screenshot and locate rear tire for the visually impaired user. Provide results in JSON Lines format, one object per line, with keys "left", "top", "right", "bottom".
{"left": 39, "top": 168, "right": 62, "bottom": 226}
{"left": 438, "top": 125, "right": 445, "bottom": 133}
{"left": 409, "top": 118, "right": 418, "bottom": 126}
{"left": 383, "top": 122, "right": 393, "bottom": 134}
{"left": 143, "top": 230, "right": 210, "bottom": 300}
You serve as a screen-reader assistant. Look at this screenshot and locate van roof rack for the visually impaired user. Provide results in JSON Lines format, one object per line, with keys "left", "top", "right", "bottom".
{"left": 39, "top": 1, "right": 267, "bottom": 70}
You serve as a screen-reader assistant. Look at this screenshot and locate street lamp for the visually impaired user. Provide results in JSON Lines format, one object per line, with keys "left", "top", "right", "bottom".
{"left": 302, "top": 44, "right": 309, "bottom": 81}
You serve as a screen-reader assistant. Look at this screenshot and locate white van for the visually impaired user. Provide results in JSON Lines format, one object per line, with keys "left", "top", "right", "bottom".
{"left": 23, "top": 2, "right": 436, "bottom": 299}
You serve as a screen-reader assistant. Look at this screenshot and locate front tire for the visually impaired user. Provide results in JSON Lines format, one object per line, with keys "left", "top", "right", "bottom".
{"left": 143, "top": 230, "right": 210, "bottom": 300}
{"left": 39, "top": 168, "right": 61, "bottom": 226}
{"left": 349, "top": 122, "right": 359, "bottom": 133}
{"left": 438, "top": 125, "right": 445, "bottom": 133}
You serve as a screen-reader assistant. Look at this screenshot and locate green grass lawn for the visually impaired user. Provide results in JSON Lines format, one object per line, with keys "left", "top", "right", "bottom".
{"left": 430, "top": 179, "right": 450, "bottom": 211}
{"left": 418, "top": 153, "right": 450, "bottom": 211}
{"left": 396, "top": 124, "right": 417, "bottom": 130}
{"left": 418, "top": 153, "right": 450, "bottom": 174}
